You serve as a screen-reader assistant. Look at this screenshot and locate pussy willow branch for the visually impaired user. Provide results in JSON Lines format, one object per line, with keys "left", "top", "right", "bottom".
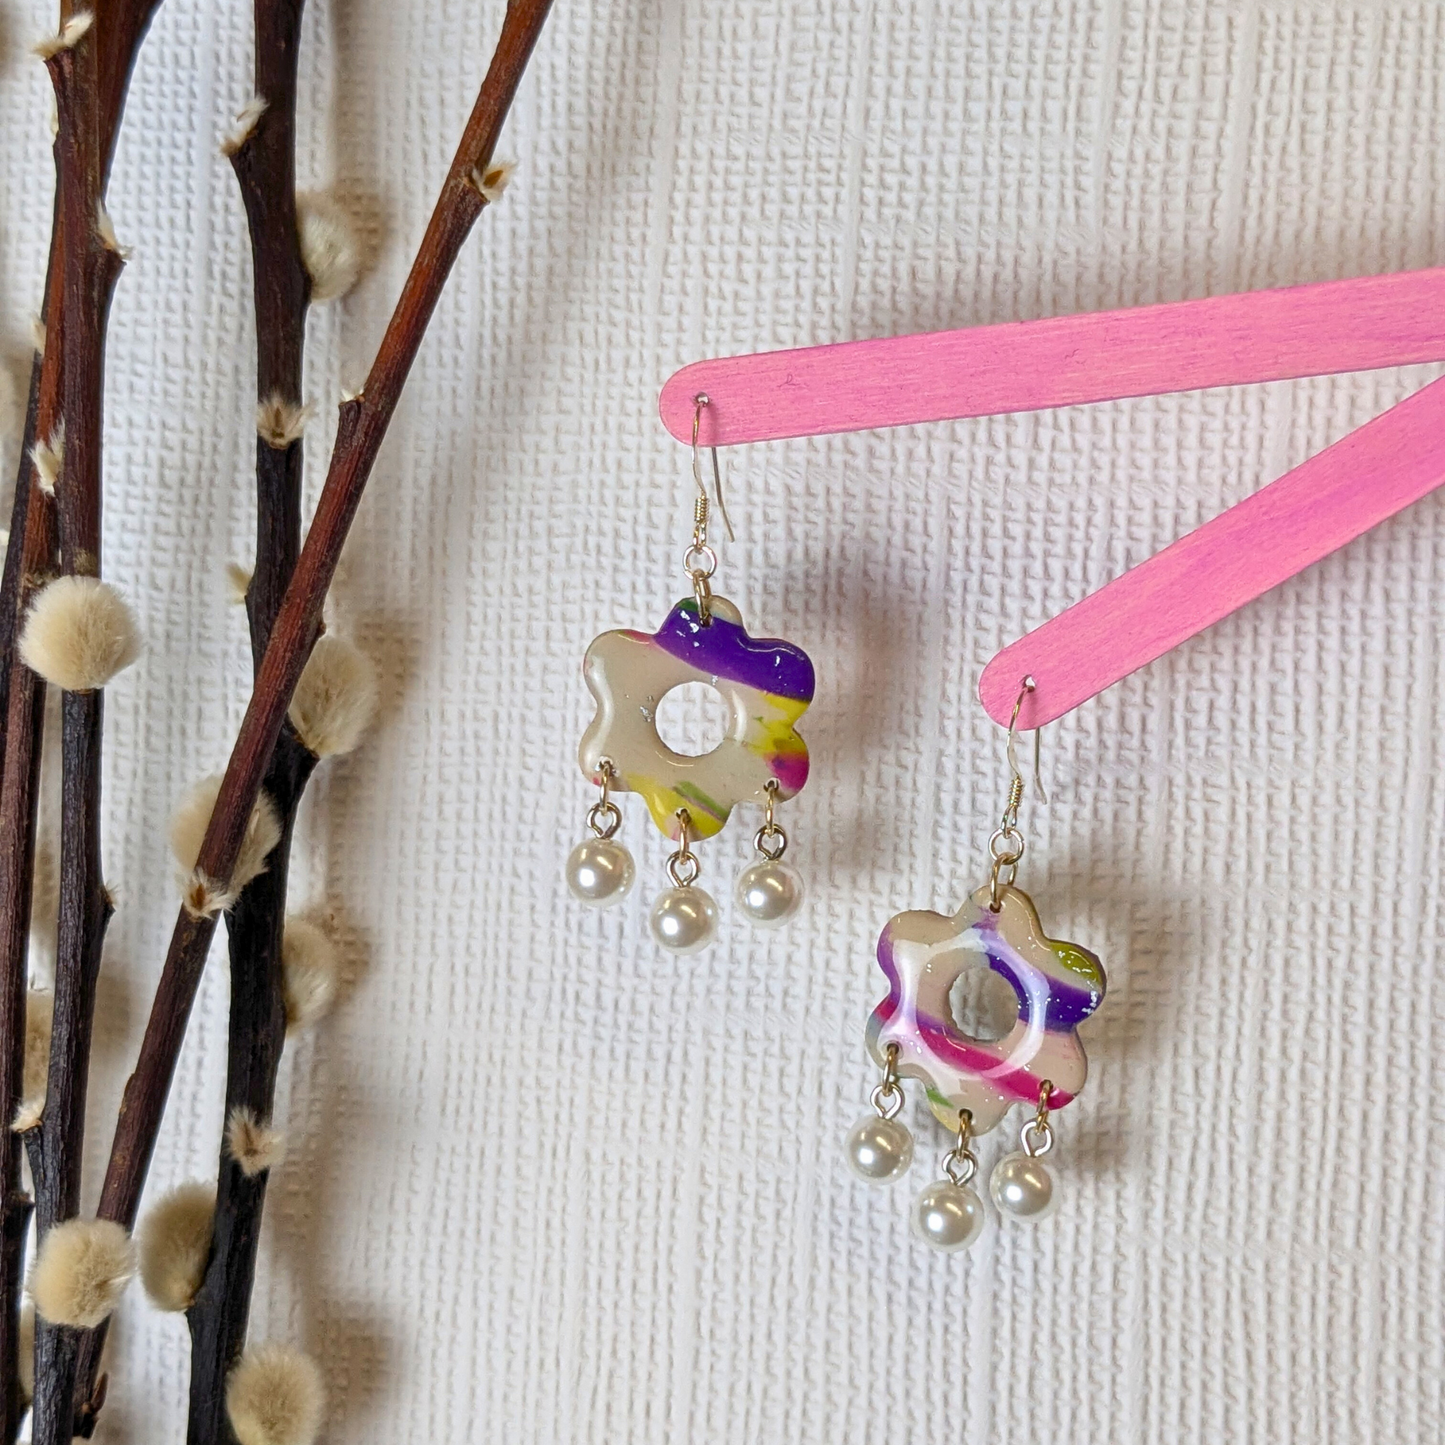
{"left": 0, "top": 0, "right": 161, "bottom": 721}
{"left": 74, "top": 0, "right": 319, "bottom": 1417}
{"left": 80, "top": 0, "right": 556, "bottom": 1419}
{"left": 0, "top": 360, "right": 48, "bottom": 1445}
{"left": 183, "top": 1, "right": 319, "bottom": 1439}
{"left": 0, "top": 8, "right": 164, "bottom": 741}
{"left": 28, "top": 23, "right": 129, "bottom": 1445}
{"left": 0, "top": 0, "right": 165, "bottom": 744}
{"left": 38, "top": 15, "right": 118, "bottom": 1227}
{"left": 0, "top": 342, "right": 46, "bottom": 746}
{"left": 235, "top": 25, "right": 309, "bottom": 657}
{"left": 0, "top": 6, "right": 161, "bottom": 1440}
{"left": 0, "top": 215, "right": 66, "bottom": 1445}
{"left": 184, "top": 756, "right": 311, "bottom": 1445}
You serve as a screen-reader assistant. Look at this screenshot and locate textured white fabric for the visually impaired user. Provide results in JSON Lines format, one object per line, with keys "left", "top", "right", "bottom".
{"left": 2, "top": 1, "right": 1445, "bottom": 1440}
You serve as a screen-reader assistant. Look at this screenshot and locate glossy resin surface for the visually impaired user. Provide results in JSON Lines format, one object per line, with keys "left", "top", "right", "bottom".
{"left": 579, "top": 597, "right": 814, "bottom": 840}
{"left": 866, "top": 883, "right": 1105, "bottom": 1133}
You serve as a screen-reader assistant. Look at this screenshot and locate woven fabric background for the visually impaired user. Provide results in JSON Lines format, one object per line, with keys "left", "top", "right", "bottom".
{"left": 2, "top": 1, "right": 1444, "bottom": 1440}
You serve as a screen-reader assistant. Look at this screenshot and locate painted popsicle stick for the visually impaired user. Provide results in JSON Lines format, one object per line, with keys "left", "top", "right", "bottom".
{"left": 979, "top": 372, "right": 1445, "bottom": 730}
{"left": 660, "top": 268, "right": 1445, "bottom": 446}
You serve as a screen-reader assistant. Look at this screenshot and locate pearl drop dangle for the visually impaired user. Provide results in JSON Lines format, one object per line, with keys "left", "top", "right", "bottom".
{"left": 989, "top": 1080, "right": 1060, "bottom": 1224}
{"left": 649, "top": 807, "right": 718, "bottom": 954}
{"left": 844, "top": 1042, "right": 913, "bottom": 1184}
{"left": 912, "top": 1107, "right": 986, "bottom": 1252}
{"left": 650, "top": 884, "right": 718, "bottom": 952}
{"left": 736, "top": 779, "right": 803, "bottom": 928}
{"left": 565, "top": 759, "right": 635, "bottom": 908}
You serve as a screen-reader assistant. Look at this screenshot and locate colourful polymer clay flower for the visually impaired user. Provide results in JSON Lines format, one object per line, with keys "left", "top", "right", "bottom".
{"left": 866, "top": 883, "right": 1106, "bottom": 1134}
{"left": 578, "top": 596, "right": 815, "bottom": 841}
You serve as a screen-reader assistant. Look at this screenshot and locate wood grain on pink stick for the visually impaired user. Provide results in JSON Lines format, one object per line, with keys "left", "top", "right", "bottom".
{"left": 661, "top": 268, "right": 1445, "bottom": 445}
{"left": 979, "top": 372, "right": 1445, "bottom": 729}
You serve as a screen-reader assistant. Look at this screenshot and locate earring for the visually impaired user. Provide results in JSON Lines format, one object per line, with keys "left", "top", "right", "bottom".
{"left": 912, "top": 1107, "right": 986, "bottom": 1252}
{"left": 989, "top": 1080, "right": 1059, "bottom": 1223}
{"left": 845, "top": 678, "right": 1106, "bottom": 1248}
{"left": 735, "top": 779, "right": 804, "bottom": 927}
{"left": 570, "top": 396, "right": 816, "bottom": 952}
{"left": 565, "top": 759, "right": 635, "bottom": 907}
{"left": 844, "top": 1041, "right": 913, "bottom": 1183}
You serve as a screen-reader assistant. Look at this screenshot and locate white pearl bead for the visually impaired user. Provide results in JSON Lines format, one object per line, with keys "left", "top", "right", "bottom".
{"left": 565, "top": 838, "right": 635, "bottom": 907}
{"left": 911, "top": 1179, "right": 986, "bottom": 1252}
{"left": 844, "top": 1114, "right": 913, "bottom": 1184}
{"left": 736, "top": 859, "right": 804, "bottom": 927}
{"left": 649, "top": 885, "right": 719, "bottom": 953}
{"left": 989, "top": 1150, "right": 1058, "bottom": 1222}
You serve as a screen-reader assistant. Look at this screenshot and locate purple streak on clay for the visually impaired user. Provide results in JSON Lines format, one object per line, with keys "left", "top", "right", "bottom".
{"left": 653, "top": 600, "right": 816, "bottom": 701}
{"left": 874, "top": 921, "right": 903, "bottom": 990}
{"left": 980, "top": 938, "right": 1103, "bottom": 1029}
{"left": 970, "top": 908, "right": 1103, "bottom": 1030}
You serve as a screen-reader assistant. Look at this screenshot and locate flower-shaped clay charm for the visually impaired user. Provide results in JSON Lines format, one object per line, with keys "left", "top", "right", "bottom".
{"left": 579, "top": 596, "right": 814, "bottom": 840}
{"left": 866, "top": 883, "right": 1105, "bottom": 1134}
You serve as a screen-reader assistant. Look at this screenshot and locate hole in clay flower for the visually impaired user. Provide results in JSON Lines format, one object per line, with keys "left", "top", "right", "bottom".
{"left": 948, "top": 958, "right": 1020, "bottom": 1044}
{"left": 654, "top": 681, "right": 731, "bottom": 757}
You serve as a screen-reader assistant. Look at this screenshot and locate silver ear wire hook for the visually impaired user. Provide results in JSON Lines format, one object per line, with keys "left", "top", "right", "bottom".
{"left": 989, "top": 677, "right": 1045, "bottom": 909}
{"left": 1005, "top": 676, "right": 1048, "bottom": 806}
{"left": 692, "top": 394, "right": 735, "bottom": 543}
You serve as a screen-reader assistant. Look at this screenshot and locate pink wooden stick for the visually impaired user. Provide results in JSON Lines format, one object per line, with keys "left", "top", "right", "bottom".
{"left": 660, "top": 268, "right": 1445, "bottom": 446}
{"left": 979, "top": 373, "right": 1445, "bottom": 729}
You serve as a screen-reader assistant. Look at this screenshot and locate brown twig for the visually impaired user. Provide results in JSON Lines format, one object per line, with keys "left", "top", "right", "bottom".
{"left": 27, "top": 19, "right": 128, "bottom": 1445}
{"left": 79, "top": 0, "right": 556, "bottom": 1432}
{"left": 0, "top": 354, "right": 44, "bottom": 748}
{"left": 0, "top": 225, "right": 66, "bottom": 1445}
{"left": 233, "top": 7, "right": 309, "bottom": 658}
{"left": 184, "top": 745, "right": 312, "bottom": 1445}
{"left": 92, "top": 0, "right": 166, "bottom": 189}
{"left": 0, "top": 0, "right": 163, "bottom": 717}
{"left": 0, "top": 361, "right": 48, "bottom": 1445}
{"left": 0, "top": 0, "right": 166, "bottom": 764}
{"left": 0, "top": 0, "right": 164, "bottom": 692}
{"left": 183, "top": 2, "right": 318, "bottom": 1436}
{"left": 0, "top": 6, "right": 162, "bottom": 1438}
{"left": 0, "top": 3, "right": 164, "bottom": 753}
{"left": 0, "top": 0, "right": 166, "bottom": 770}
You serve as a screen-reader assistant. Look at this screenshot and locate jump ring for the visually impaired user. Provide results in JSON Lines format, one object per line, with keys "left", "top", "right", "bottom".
{"left": 666, "top": 850, "right": 701, "bottom": 888}
{"left": 753, "top": 825, "right": 787, "bottom": 860}
{"left": 1020, "top": 1118, "right": 1055, "bottom": 1158}
{"left": 942, "top": 1147, "right": 978, "bottom": 1188}
{"left": 691, "top": 569, "right": 713, "bottom": 622}
{"left": 587, "top": 800, "right": 622, "bottom": 839}
{"left": 989, "top": 854, "right": 1019, "bottom": 912}
{"left": 682, "top": 543, "right": 717, "bottom": 578}
{"left": 870, "top": 1081, "right": 904, "bottom": 1120}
